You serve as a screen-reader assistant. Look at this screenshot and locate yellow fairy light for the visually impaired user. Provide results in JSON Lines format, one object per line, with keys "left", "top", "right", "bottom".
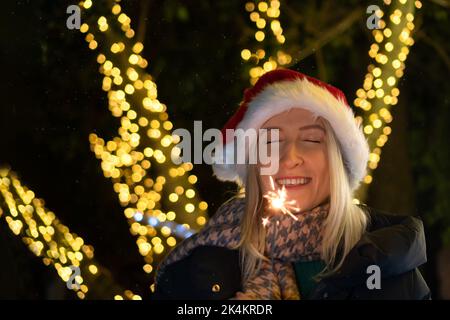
{"left": 89, "top": 40, "right": 98, "bottom": 50}
{"left": 385, "top": 42, "right": 394, "bottom": 52}
{"left": 364, "top": 175, "right": 373, "bottom": 184}
{"left": 160, "top": 226, "right": 171, "bottom": 237}
{"left": 83, "top": 0, "right": 92, "bottom": 10}
{"left": 143, "top": 264, "right": 153, "bottom": 274}
{"left": 153, "top": 244, "right": 164, "bottom": 255}
{"left": 117, "top": 13, "right": 128, "bottom": 24}
{"left": 387, "top": 76, "right": 396, "bottom": 86}
{"left": 132, "top": 42, "right": 144, "bottom": 54}
{"left": 185, "top": 189, "right": 195, "bottom": 198}
{"left": 372, "top": 67, "right": 382, "bottom": 77}
{"left": 166, "top": 211, "right": 176, "bottom": 221}
{"left": 174, "top": 186, "right": 184, "bottom": 195}
{"left": 383, "top": 95, "right": 392, "bottom": 105}
{"left": 374, "top": 78, "right": 383, "bottom": 88}
{"left": 162, "top": 121, "right": 172, "bottom": 131}
{"left": 185, "top": 203, "right": 195, "bottom": 213}
{"left": 256, "top": 18, "right": 266, "bottom": 29}
{"left": 373, "top": 119, "right": 382, "bottom": 128}
{"left": 199, "top": 201, "right": 208, "bottom": 211}
{"left": 258, "top": 2, "right": 268, "bottom": 12}
{"left": 128, "top": 55, "right": 138, "bottom": 65}
{"left": 374, "top": 31, "right": 384, "bottom": 43}
{"left": 167, "top": 237, "right": 177, "bottom": 246}
{"left": 177, "top": 167, "right": 186, "bottom": 176}
{"left": 103, "top": 60, "right": 113, "bottom": 71}
{"left": 255, "top": 31, "right": 265, "bottom": 42}
{"left": 250, "top": 12, "right": 259, "bottom": 22}
{"left": 168, "top": 193, "right": 178, "bottom": 203}
{"left": 256, "top": 49, "right": 265, "bottom": 59}
{"left": 245, "top": 2, "right": 255, "bottom": 12}
{"left": 97, "top": 54, "right": 106, "bottom": 64}
{"left": 188, "top": 175, "right": 197, "bottom": 184}
{"left": 241, "top": 49, "right": 251, "bottom": 60}
{"left": 395, "top": 69, "right": 404, "bottom": 78}
{"left": 80, "top": 23, "right": 89, "bottom": 33}
{"left": 112, "top": 4, "right": 121, "bottom": 15}
{"left": 196, "top": 216, "right": 206, "bottom": 226}
{"left": 98, "top": 16, "right": 107, "bottom": 26}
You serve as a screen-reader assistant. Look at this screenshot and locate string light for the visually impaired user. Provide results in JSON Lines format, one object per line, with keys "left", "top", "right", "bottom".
{"left": 242, "top": 1, "right": 292, "bottom": 84}
{"left": 353, "top": 0, "right": 419, "bottom": 200}
{"left": 0, "top": 167, "right": 136, "bottom": 299}
{"left": 79, "top": 0, "right": 208, "bottom": 288}
{"left": 2, "top": 0, "right": 210, "bottom": 299}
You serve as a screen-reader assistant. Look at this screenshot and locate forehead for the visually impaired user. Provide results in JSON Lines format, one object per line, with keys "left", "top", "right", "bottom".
{"left": 261, "top": 108, "right": 323, "bottom": 129}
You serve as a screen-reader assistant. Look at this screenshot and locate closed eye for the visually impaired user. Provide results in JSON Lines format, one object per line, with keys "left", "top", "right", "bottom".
{"left": 303, "top": 139, "right": 321, "bottom": 143}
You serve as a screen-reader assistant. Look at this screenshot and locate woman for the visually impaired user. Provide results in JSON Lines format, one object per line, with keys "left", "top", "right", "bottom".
{"left": 153, "top": 69, "right": 430, "bottom": 300}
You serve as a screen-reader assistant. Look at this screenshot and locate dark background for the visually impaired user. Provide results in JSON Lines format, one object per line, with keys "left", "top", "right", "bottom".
{"left": 1, "top": 0, "right": 449, "bottom": 299}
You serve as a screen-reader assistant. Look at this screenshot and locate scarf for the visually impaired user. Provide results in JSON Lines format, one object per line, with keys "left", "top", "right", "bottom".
{"left": 155, "top": 197, "right": 330, "bottom": 300}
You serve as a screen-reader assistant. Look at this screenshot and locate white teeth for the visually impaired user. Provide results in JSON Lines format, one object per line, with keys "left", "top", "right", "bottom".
{"left": 276, "top": 178, "right": 310, "bottom": 186}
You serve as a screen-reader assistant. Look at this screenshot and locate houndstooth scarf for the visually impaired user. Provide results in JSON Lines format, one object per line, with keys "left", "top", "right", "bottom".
{"left": 155, "top": 197, "right": 329, "bottom": 299}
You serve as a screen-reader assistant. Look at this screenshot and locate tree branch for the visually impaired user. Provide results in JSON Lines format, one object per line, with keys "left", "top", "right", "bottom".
{"left": 136, "top": 0, "right": 151, "bottom": 45}
{"left": 429, "top": 0, "right": 450, "bottom": 9}
{"left": 286, "top": 6, "right": 364, "bottom": 67}
{"left": 315, "top": 48, "right": 328, "bottom": 82}
{"left": 416, "top": 30, "right": 450, "bottom": 71}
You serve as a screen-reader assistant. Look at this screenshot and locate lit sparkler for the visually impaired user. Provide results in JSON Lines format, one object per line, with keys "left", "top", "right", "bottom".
{"left": 260, "top": 176, "right": 301, "bottom": 299}
{"left": 263, "top": 176, "right": 300, "bottom": 221}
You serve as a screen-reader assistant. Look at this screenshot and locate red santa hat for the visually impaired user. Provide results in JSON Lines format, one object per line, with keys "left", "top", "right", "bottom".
{"left": 212, "top": 68, "right": 369, "bottom": 191}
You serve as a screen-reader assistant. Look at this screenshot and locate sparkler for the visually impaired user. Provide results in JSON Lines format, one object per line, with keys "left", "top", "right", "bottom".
{"left": 263, "top": 176, "right": 300, "bottom": 220}
{"left": 261, "top": 176, "right": 301, "bottom": 299}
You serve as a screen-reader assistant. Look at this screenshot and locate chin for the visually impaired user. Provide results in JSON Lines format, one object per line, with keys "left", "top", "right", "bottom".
{"left": 285, "top": 191, "right": 314, "bottom": 211}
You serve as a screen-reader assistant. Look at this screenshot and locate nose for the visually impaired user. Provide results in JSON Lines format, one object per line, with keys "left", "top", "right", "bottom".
{"left": 280, "top": 141, "right": 304, "bottom": 170}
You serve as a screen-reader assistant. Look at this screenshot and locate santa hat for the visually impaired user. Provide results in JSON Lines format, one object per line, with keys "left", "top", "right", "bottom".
{"left": 212, "top": 68, "right": 369, "bottom": 191}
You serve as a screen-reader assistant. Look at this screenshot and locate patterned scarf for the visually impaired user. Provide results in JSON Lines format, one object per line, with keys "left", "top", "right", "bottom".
{"left": 155, "top": 197, "right": 330, "bottom": 300}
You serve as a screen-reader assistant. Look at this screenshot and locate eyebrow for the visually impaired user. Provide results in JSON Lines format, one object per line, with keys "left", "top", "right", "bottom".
{"left": 263, "top": 124, "right": 325, "bottom": 132}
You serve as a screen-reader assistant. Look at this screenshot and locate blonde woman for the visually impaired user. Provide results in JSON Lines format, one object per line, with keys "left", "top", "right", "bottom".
{"left": 153, "top": 69, "right": 430, "bottom": 300}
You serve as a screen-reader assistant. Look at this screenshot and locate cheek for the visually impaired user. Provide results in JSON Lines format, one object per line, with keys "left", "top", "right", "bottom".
{"left": 309, "top": 148, "right": 329, "bottom": 184}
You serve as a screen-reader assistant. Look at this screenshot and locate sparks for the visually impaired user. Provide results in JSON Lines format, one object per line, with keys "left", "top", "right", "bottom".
{"left": 263, "top": 176, "right": 300, "bottom": 221}
{"left": 262, "top": 216, "right": 270, "bottom": 227}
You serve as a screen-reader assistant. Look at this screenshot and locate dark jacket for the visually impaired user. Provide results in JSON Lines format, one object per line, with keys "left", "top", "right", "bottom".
{"left": 153, "top": 205, "right": 430, "bottom": 300}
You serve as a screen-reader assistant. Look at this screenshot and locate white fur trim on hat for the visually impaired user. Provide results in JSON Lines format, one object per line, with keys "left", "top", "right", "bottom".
{"left": 212, "top": 78, "right": 369, "bottom": 191}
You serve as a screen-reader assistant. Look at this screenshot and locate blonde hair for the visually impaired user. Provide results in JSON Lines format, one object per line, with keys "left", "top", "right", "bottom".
{"left": 235, "top": 118, "right": 368, "bottom": 283}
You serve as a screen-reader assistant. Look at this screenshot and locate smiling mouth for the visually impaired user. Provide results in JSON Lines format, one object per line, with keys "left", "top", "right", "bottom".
{"left": 275, "top": 177, "right": 312, "bottom": 188}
